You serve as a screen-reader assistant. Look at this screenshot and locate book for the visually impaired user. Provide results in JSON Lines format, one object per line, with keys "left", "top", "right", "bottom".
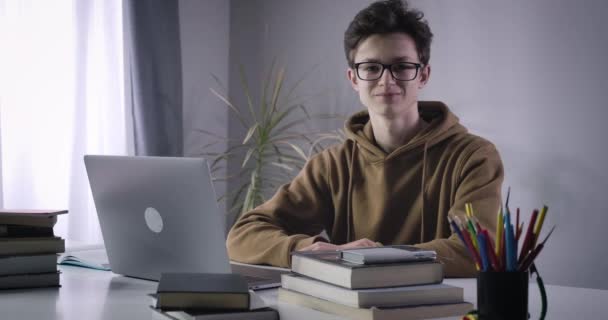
{"left": 0, "top": 254, "right": 58, "bottom": 276}
{"left": 291, "top": 249, "right": 443, "bottom": 289}
{"left": 156, "top": 273, "right": 250, "bottom": 310}
{"left": 0, "top": 225, "right": 54, "bottom": 237}
{"left": 0, "top": 215, "right": 57, "bottom": 228}
{"left": 57, "top": 253, "right": 112, "bottom": 271}
{"left": 0, "top": 209, "right": 68, "bottom": 217}
{"left": 0, "top": 272, "right": 60, "bottom": 289}
{"left": 0, "top": 209, "right": 67, "bottom": 228}
{"left": 0, "top": 237, "right": 65, "bottom": 256}
{"left": 340, "top": 246, "right": 436, "bottom": 264}
{"left": 278, "top": 288, "right": 473, "bottom": 320}
{"left": 150, "top": 288, "right": 276, "bottom": 320}
{"left": 150, "top": 306, "right": 279, "bottom": 320}
{"left": 281, "top": 273, "right": 463, "bottom": 308}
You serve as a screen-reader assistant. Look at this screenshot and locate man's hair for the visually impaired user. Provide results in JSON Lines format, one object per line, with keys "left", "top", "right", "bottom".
{"left": 344, "top": 0, "right": 433, "bottom": 68}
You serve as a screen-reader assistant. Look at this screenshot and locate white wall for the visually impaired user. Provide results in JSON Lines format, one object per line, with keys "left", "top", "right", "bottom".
{"left": 183, "top": 0, "right": 608, "bottom": 289}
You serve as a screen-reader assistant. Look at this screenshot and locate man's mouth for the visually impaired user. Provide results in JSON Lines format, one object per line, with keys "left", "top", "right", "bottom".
{"left": 375, "top": 92, "right": 401, "bottom": 97}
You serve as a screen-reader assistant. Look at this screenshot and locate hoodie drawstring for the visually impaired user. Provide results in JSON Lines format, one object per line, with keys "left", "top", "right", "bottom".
{"left": 420, "top": 140, "right": 430, "bottom": 243}
{"left": 346, "top": 141, "right": 357, "bottom": 243}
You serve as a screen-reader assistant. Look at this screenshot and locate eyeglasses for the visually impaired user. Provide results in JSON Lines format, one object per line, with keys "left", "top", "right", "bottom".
{"left": 353, "top": 62, "right": 422, "bottom": 81}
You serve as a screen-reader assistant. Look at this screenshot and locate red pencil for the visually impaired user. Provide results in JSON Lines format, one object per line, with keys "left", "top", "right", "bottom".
{"left": 519, "top": 225, "right": 556, "bottom": 271}
{"left": 515, "top": 208, "right": 520, "bottom": 239}
{"left": 518, "top": 209, "right": 539, "bottom": 263}
{"left": 459, "top": 221, "right": 482, "bottom": 269}
{"left": 482, "top": 229, "right": 500, "bottom": 271}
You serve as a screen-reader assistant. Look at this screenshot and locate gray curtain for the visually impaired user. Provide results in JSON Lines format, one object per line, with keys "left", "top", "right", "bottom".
{"left": 124, "top": 0, "right": 183, "bottom": 156}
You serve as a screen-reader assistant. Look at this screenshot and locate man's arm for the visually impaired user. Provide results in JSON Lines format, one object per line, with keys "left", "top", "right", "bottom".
{"left": 226, "top": 152, "right": 334, "bottom": 268}
{"left": 415, "top": 143, "right": 504, "bottom": 277}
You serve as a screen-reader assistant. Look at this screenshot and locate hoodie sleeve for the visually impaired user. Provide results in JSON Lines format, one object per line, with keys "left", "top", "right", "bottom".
{"left": 415, "top": 142, "right": 504, "bottom": 277}
{"left": 226, "top": 152, "right": 334, "bottom": 268}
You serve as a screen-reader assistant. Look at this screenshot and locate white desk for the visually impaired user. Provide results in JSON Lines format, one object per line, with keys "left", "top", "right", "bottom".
{"left": 1, "top": 250, "right": 607, "bottom": 319}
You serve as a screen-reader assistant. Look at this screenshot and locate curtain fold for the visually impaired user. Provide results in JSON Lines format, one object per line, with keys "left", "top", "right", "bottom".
{"left": 124, "top": 0, "right": 184, "bottom": 156}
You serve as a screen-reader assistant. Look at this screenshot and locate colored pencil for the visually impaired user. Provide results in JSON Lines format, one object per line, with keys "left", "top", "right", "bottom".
{"left": 519, "top": 225, "right": 556, "bottom": 271}
{"left": 518, "top": 209, "right": 539, "bottom": 263}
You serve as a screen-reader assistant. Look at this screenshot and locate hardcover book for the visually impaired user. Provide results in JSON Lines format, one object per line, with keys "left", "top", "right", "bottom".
{"left": 278, "top": 288, "right": 473, "bottom": 320}
{"left": 156, "top": 273, "right": 250, "bottom": 310}
{"left": 0, "top": 254, "right": 58, "bottom": 276}
{"left": 291, "top": 247, "right": 443, "bottom": 289}
{"left": 0, "top": 237, "right": 65, "bottom": 256}
{"left": 0, "top": 272, "right": 60, "bottom": 290}
{"left": 281, "top": 273, "right": 463, "bottom": 308}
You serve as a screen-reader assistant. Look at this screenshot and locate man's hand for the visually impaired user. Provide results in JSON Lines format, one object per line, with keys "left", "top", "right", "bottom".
{"left": 299, "top": 238, "right": 381, "bottom": 251}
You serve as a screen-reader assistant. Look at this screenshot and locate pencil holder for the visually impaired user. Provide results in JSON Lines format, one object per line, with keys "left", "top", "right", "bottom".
{"left": 477, "top": 271, "right": 529, "bottom": 320}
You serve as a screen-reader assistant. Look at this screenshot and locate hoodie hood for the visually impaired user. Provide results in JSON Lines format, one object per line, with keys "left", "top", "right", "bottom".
{"left": 345, "top": 101, "right": 467, "bottom": 162}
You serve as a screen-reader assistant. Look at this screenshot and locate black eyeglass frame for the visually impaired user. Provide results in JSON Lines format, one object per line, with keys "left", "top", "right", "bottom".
{"left": 353, "top": 61, "right": 423, "bottom": 81}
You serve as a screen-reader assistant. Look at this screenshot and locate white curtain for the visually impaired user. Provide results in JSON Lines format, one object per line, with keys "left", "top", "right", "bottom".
{"left": 0, "top": 0, "right": 128, "bottom": 246}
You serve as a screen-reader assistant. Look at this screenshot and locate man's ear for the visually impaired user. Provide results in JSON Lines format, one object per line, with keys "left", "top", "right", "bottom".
{"left": 347, "top": 68, "right": 359, "bottom": 92}
{"left": 418, "top": 64, "right": 431, "bottom": 89}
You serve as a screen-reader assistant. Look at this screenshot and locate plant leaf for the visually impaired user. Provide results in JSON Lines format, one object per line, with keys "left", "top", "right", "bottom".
{"left": 238, "top": 63, "right": 257, "bottom": 123}
{"left": 276, "top": 141, "right": 307, "bottom": 161}
{"left": 270, "top": 162, "right": 294, "bottom": 171}
{"left": 209, "top": 88, "right": 249, "bottom": 129}
{"left": 243, "top": 123, "right": 259, "bottom": 144}
{"left": 270, "top": 66, "right": 285, "bottom": 115}
{"left": 242, "top": 147, "right": 256, "bottom": 168}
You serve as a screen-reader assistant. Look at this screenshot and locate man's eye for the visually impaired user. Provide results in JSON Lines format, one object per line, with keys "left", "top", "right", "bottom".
{"left": 364, "top": 65, "right": 381, "bottom": 72}
{"left": 393, "top": 64, "right": 415, "bottom": 71}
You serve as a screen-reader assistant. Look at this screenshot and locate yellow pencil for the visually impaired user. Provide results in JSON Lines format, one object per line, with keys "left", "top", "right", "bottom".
{"left": 465, "top": 203, "right": 473, "bottom": 218}
{"left": 532, "top": 205, "right": 548, "bottom": 246}
{"left": 495, "top": 207, "right": 503, "bottom": 256}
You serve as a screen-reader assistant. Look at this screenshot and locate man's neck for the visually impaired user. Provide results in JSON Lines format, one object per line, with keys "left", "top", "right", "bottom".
{"left": 369, "top": 106, "right": 426, "bottom": 154}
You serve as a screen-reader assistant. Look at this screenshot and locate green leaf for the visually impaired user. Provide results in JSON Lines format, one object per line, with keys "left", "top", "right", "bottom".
{"left": 211, "top": 73, "right": 228, "bottom": 94}
{"left": 270, "top": 67, "right": 286, "bottom": 114}
{"left": 277, "top": 142, "right": 307, "bottom": 161}
{"left": 209, "top": 88, "right": 249, "bottom": 129}
{"left": 242, "top": 147, "right": 256, "bottom": 168}
{"left": 238, "top": 63, "right": 257, "bottom": 123}
{"left": 243, "top": 123, "right": 259, "bottom": 144}
{"left": 270, "top": 162, "right": 294, "bottom": 171}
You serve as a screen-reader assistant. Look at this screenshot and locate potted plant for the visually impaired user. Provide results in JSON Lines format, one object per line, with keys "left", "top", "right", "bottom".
{"left": 197, "top": 61, "right": 344, "bottom": 223}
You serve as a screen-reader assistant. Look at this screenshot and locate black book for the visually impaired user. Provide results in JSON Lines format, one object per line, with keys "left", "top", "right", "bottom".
{"left": 0, "top": 254, "right": 58, "bottom": 276}
{"left": 0, "top": 237, "right": 65, "bottom": 256}
{"left": 156, "top": 273, "right": 250, "bottom": 311}
{"left": 0, "top": 272, "right": 60, "bottom": 290}
{"left": 0, "top": 225, "right": 54, "bottom": 237}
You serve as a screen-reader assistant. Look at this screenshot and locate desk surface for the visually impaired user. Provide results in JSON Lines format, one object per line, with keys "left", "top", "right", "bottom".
{"left": 1, "top": 250, "right": 607, "bottom": 320}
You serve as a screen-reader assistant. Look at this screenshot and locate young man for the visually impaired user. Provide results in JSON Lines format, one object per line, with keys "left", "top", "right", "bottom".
{"left": 227, "top": 0, "right": 503, "bottom": 277}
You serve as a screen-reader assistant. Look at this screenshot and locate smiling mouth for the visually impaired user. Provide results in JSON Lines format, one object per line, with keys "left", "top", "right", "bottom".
{"left": 375, "top": 93, "right": 401, "bottom": 97}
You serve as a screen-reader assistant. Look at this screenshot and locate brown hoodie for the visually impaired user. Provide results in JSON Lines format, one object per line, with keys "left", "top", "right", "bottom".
{"left": 226, "top": 101, "right": 503, "bottom": 277}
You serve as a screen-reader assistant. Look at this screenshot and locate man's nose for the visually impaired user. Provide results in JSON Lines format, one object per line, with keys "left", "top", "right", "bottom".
{"left": 378, "top": 67, "right": 396, "bottom": 85}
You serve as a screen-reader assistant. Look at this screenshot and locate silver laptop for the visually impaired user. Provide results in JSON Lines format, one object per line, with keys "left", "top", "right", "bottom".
{"left": 84, "top": 155, "right": 283, "bottom": 290}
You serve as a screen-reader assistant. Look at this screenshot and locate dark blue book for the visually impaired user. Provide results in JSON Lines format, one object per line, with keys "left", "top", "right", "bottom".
{"left": 156, "top": 273, "right": 250, "bottom": 310}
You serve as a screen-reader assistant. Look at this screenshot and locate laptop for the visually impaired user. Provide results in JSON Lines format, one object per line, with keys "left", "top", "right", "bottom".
{"left": 84, "top": 155, "right": 284, "bottom": 290}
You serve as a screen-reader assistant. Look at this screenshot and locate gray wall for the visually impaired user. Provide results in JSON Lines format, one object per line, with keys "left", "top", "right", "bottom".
{"left": 181, "top": 0, "right": 608, "bottom": 289}
{"left": 179, "top": 0, "right": 230, "bottom": 213}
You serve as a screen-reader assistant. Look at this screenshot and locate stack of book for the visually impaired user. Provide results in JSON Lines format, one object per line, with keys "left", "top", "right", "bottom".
{"left": 0, "top": 209, "right": 67, "bottom": 289}
{"left": 150, "top": 273, "right": 279, "bottom": 320}
{"left": 279, "top": 246, "right": 473, "bottom": 320}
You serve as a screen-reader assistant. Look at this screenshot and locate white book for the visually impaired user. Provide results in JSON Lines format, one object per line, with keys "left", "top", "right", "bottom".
{"left": 281, "top": 273, "right": 463, "bottom": 308}
{"left": 278, "top": 288, "right": 473, "bottom": 320}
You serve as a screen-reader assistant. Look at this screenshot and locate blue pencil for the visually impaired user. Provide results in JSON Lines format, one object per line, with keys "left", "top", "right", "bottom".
{"left": 505, "top": 210, "right": 515, "bottom": 271}
{"left": 477, "top": 233, "right": 490, "bottom": 271}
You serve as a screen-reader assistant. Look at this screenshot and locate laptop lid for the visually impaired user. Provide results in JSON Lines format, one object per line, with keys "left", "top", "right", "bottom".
{"left": 84, "top": 155, "right": 234, "bottom": 281}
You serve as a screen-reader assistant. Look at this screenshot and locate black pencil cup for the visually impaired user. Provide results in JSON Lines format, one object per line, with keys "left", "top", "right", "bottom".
{"left": 477, "top": 271, "right": 529, "bottom": 320}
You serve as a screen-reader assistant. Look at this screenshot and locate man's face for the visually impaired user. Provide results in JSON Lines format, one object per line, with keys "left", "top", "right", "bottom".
{"left": 347, "top": 33, "right": 430, "bottom": 118}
